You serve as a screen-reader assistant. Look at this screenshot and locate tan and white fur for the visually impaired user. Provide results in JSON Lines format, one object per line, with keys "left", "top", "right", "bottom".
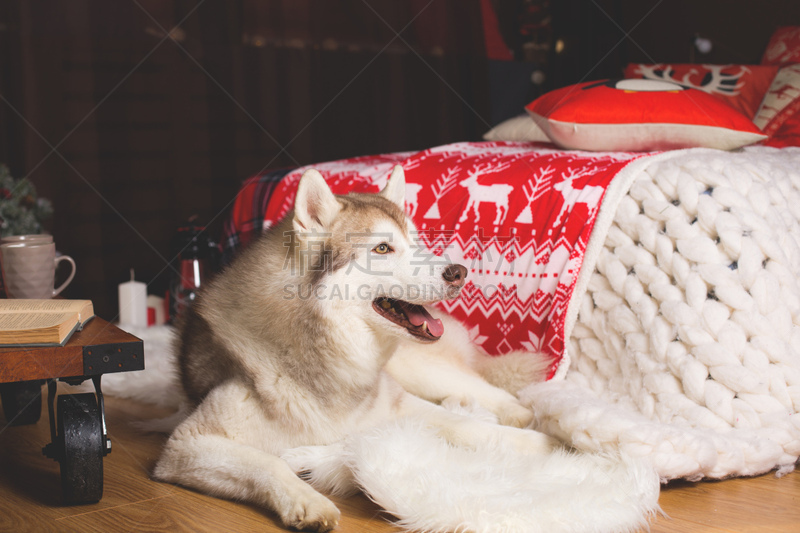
{"left": 153, "top": 166, "right": 555, "bottom": 532}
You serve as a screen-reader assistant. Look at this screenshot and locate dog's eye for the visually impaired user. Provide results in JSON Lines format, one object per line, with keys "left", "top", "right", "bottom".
{"left": 373, "top": 243, "right": 392, "bottom": 254}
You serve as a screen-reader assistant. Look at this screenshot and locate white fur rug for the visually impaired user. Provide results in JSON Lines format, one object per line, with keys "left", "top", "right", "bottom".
{"left": 282, "top": 413, "right": 660, "bottom": 533}
{"left": 101, "top": 324, "right": 181, "bottom": 410}
{"left": 107, "top": 325, "right": 660, "bottom": 533}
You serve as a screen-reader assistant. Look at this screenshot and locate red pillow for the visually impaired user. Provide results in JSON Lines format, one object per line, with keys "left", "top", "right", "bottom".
{"left": 761, "top": 27, "right": 800, "bottom": 66}
{"left": 525, "top": 79, "right": 767, "bottom": 152}
{"left": 754, "top": 64, "right": 800, "bottom": 147}
{"left": 624, "top": 63, "right": 778, "bottom": 119}
{"left": 763, "top": 108, "right": 800, "bottom": 148}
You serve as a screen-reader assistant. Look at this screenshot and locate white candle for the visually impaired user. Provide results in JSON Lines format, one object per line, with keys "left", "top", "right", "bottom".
{"left": 119, "top": 269, "right": 148, "bottom": 326}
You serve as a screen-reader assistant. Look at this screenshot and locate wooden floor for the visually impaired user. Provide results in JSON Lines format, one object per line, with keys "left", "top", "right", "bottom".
{"left": 1, "top": 389, "right": 799, "bottom": 532}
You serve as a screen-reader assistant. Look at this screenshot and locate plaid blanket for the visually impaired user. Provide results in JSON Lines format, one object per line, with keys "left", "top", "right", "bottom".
{"left": 220, "top": 167, "right": 294, "bottom": 266}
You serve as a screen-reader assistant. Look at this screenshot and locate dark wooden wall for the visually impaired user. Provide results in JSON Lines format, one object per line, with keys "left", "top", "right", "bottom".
{"left": 1, "top": 0, "right": 799, "bottom": 319}
{"left": 0, "top": 0, "right": 489, "bottom": 318}
{"left": 548, "top": 0, "right": 800, "bottom": 89}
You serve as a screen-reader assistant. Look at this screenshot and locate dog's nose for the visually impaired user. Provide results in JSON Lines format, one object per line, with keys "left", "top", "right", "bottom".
{"left": 442, "top": 264, "right": 467, "bottom": 287}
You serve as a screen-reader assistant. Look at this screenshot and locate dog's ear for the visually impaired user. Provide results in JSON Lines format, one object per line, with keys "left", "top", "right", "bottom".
{"left": 293, "top": 169, "right": 341, "bottom": 234}
{"left": 380, "top": 165, "right": 406, "bottom": 210}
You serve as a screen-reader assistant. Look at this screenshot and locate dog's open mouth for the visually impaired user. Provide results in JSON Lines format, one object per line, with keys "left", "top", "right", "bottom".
{"left": 372, "top": 297, "right": 444, "bottom": 341}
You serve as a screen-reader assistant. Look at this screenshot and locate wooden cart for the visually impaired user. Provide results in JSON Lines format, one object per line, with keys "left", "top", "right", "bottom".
{"left": 0, "top": 318, "right": 144, "bottom": 504}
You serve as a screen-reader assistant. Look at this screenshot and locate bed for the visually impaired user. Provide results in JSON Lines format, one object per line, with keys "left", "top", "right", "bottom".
{"left": 217, "top": 27, "right": 800, "bottom": 487}
{"left": 223, "top": 142, "right": 800, "bottom": 477}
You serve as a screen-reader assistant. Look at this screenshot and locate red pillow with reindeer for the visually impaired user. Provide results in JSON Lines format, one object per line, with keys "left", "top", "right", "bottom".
{"left": 761, "top": 27, "right": 800, "bottom": 66}
{"left": 754, "top": 63, "right": 800, "bottom": 147}
{"left": 624, "top": 63, "right": 778, "bottom": 119}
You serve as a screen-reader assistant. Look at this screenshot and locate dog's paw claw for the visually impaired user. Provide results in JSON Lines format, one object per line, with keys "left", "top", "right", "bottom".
{"left": 513, "top": 430, "right": 560, "bottom": 455}
{"left": 282, "top": 493, "right": 340, "bottom": 532}
{"left": 495, "top": 401, "right": 535, "bottom": 428}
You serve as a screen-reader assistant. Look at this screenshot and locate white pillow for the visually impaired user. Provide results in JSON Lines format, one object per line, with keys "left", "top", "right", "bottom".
{"left": 482, "top": 114, "right": 550, "bottom": 143}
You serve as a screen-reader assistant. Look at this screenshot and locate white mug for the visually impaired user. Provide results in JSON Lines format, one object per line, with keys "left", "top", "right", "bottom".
{"left": 0, "top": 242, "right": 76, "bottom": 299}
{"left": 0, "top": 234, "right": 53, "bottom": 245}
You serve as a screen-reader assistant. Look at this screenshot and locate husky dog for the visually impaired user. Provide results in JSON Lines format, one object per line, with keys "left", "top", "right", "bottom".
{"left": 153, "top": 166, "right": 555, "bottom": 531}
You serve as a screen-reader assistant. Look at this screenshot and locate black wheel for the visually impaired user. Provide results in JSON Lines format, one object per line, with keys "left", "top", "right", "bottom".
{"left": 56, "top": 393, "right": 104, "bottom": 505}
{"left": 0, "top": 380, "right": 43, "bottom": 426}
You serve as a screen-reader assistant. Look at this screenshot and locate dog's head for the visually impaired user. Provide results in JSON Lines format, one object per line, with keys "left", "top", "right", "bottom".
{"left": 290, "top": 166, "right": 466, "bottom": 343}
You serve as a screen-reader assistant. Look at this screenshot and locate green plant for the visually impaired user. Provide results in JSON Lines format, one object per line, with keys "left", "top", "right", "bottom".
{"left": 0, "top": 164, "right": 53, "bottom": 237}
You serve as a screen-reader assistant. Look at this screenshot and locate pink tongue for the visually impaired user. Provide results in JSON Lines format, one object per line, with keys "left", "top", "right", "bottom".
{"left": 399, "top": 302, "right": 444, "bottom": 337}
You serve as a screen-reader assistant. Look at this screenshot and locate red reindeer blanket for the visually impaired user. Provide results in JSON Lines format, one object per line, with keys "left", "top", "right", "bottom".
{"left": 226, "top": 141, "right": 647, "bottom": 377}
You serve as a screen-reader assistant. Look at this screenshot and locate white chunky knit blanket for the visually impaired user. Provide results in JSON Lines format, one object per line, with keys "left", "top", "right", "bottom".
{"left": 523, "top": 146, "right": 800, "bottom": 481}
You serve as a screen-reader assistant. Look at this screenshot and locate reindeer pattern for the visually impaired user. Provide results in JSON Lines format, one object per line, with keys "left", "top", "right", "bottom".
{"left": 632, "top": 63, "right": 748, "bottom": 96}
{"left": 753, "top": 64, "right": 800, "bottom": 129}
{"left": 457, "top": 160, "right": 513, "bottom": 227}
{"left": 428, "top": 155, "right": 624, "bottom": 233}
{"left": 263, "top": 141, "right": 640, "bottom": 357}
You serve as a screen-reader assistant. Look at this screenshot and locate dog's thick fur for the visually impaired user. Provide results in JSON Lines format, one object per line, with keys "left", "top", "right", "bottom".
{"left": 153, "top": 167, "right": 555, "bottom": 531}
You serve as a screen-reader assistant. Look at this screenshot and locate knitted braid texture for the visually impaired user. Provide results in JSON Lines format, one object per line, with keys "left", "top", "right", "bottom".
{"left": 522, "top": 147, "right": 800, "bottom": 481}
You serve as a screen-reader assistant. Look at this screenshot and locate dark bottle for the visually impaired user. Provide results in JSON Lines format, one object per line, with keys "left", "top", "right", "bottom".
{"left": 169, "top": 219, "right": 217, "bottom": 322}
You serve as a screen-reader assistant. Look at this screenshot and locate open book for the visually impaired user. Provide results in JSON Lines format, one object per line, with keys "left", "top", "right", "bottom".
{"left": 0, "top": 299, "right": 95, "bottom": 346}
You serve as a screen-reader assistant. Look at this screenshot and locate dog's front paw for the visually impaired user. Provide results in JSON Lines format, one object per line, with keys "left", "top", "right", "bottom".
{"left": 279, "top": 490, "right": 340, "bottom": 532}
{"left": 494, "top": 400, "right": 534, "bottom": 428}
{"left": 509, "top": 428, "right": 560, "bottom": 455}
